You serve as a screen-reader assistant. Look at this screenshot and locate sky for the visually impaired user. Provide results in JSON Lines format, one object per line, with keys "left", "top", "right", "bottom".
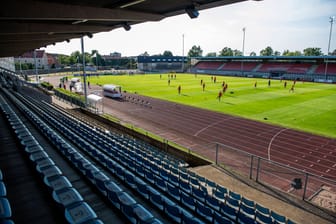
{"left": 43, "top": 0, "right": 336, "bottom": 57}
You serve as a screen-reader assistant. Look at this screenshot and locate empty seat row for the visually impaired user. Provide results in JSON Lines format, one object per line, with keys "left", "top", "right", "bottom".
{"left": 16, "top": 91, "right": 295, "bottom": 224}
{"left": 0, "top": 168, "right": 13, "bottom": 224}
{"left": 35, "top": 98, "right": 296, "bottom": 224}
{"left": 0, "top": 93, "right": 102, "bottom": 224}
{"left": 14, "top": 93, "right": 163, "bottom": 224}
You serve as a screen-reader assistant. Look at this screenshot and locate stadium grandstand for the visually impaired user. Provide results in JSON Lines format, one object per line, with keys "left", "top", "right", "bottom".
{"left": 191, "top": 56, "right": 336, "bottom": 82}
{"left": 0, "top": 1, "right": 335, "bottom": 224}
{"left": 137, "top": 56, "right": 188, "bottom": 73}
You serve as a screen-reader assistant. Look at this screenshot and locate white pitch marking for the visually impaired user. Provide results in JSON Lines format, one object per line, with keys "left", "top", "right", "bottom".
{"left": 267, "top": 128, "right": 288, "bottom": 160}
{"left": 193, "top": 117, "right": 235, "bottom": 137}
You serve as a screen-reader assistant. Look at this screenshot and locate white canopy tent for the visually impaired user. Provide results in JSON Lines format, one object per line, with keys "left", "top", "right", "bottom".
{"left": 87, "top": 94, "right": 103, "bottom": 114}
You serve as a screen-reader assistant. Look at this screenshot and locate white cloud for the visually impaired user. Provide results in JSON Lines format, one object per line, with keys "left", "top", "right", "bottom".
{"left": 44, "top": 0, "right": 336, "bottom": 56}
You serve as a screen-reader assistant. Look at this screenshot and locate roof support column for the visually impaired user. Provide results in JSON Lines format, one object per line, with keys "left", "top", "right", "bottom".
{"left": 81, "top": 36, "right": 88, "bottom": 106}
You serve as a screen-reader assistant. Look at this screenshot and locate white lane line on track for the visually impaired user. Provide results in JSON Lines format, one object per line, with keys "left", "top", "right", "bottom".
{"left": 267, "top": 128, "right": 289, "bottom": 161}
{"left": 193, "top": 117, "right": 235, "bottom": 137}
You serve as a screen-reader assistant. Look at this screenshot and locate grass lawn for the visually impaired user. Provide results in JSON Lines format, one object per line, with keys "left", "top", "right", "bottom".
{"left": 85, "top": 73, "right": 336, "bottom": 138}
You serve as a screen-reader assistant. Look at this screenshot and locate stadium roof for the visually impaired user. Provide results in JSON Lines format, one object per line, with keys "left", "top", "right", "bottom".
{"left": 0, "top": 0, "right": 257, "bottom": 57}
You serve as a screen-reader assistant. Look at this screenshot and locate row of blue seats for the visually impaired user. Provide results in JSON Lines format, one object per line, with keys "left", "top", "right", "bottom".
{"left": 34, "top": 100, "right": 239, "bottom": 223}
{"left": 23, "top": 92, "right": 295, "bottom": 224}
{"left": 14, "top": 93, "right": 163, "bottom": 224}
{"left": 1, "top": 92, "right": 103, "bottom": 224}
{"left": 23, "top": 95, "right": 210, "bottom": 223}
{"left": 0, "top": 168, "right": 13, "bottom": 224}
{"left": 56, "top": 102, "right": 296, "bottom": 224}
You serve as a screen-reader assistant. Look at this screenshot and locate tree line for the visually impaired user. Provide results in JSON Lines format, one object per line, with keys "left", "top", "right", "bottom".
{"left": 187, "top": 45, "right": 336, "bottom": 57}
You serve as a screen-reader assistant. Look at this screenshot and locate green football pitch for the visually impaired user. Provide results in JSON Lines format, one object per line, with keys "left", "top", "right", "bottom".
{"left": 86, "top": 73, "right": 336, "bottom": 138}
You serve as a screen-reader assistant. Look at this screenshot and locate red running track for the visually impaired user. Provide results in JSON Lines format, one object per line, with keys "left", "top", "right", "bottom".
{"left": 104, "top": 93, "right": 336, "bottom": 180}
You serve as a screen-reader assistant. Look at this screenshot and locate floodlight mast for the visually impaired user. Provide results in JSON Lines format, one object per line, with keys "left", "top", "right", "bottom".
{"left": 182, "top": 34, "right": 184, "bottom": 72}
{"left": 241, "top": 27, "right": 246, "bottom": 76}
{"left": 325, "top": 16, "right": 335, "bottom": 80}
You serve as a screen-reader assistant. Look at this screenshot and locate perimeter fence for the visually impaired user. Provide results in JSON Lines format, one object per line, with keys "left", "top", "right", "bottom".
{"left": 191, "top": 142, "right": 336, "bottom": 212}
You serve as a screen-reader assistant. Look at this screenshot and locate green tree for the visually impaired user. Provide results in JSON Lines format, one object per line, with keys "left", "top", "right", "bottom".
{"left": 219, "top": 47, "right": 233, "bottom": 56}
{"left": 250, "top": 51, "right": 257, "bottom": 56}
{"left": 188, "top": 45, "right": 203, "bottom": 57}
{"left": 303, "top": 47, "right": 322, "bottom": 56}
{"left": 206, "top": 52, "right": 217, "bottom": 57}
{"left": 282, "top": 49, "right": 302, "bottom": 56}
{"left": 260, "top": 46, "right": 273, "bottom": 56}
{"left": 163, "top": 50, "right": 173, "bottom": 57}
{"left": 233, "top": 49, "right": 243, "bottom": 56}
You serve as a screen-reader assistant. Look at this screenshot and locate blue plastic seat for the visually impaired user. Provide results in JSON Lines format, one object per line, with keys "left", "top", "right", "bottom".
{"left": 44, "top": 175, "right": 72, "bottom": 191}
{"left": 0, "top": 197, "right": 12, "bottom": 219}
{"left": 220, "top": 204, "right": 237, "bottom": 221}
{"left": 181, "top": 191, "right": 196, "bottom": 211}
{"left": 229, "top": 191, "right": 241, "bottom": 201}
{"left": 192, "top": 186, "right": 206, "bottom": 203}
{"left": 25, "top": 145, "right": 43, "bottom": 154}
{"left": 136, "top": 179, "right": 149, "bottom": 200}
{"left": 237, "top": 212, "right": 257, "bottom": 224}
{"left": 125, "top": 171, "right": 137, "bottom": 189}
{"left": 213, "top": 211, "right": 234, "bottom": 224}
{"left": 52, "top": 187, "right": 84, "bottom": 207}
{"left": 29, "top": 151, "right": 49, "bottom": 163}
{"left": 167, "top": 182, "right": 180, "bottom": 201}
{"left": 239, "top": 203, "right": 255, "bottom": 219}
{"left": 241, "top": 197, "right": 255, "bottom": 208}
{"left": 135, "top": 163, "right": 145, "bottom": 177}
{"left": 155, "top": 176, "right": 167, "bottom": 192}
{"left": 216, "top": 185, "right": 228, "bottom": 195}
{"left": 271, "top": 210, "right": 286, "bottom": 224}
{"left": 206, "top": 179, "right": 217, "bottom": 189}
{"left": 144, "top": 169, "right": 155, "bottom": 184}
{"left": 226, "top": 196, "right": 240, "bottom": 209}
{"left": 0, "top": 181, "right": 6, "bottom": 197}
{"left": 93, "top": 172, "right": 110, "bottom": 195}
{"left": 164, "top": 200, "right": 181, "bottom": 223}
{"left": 65, "top": 202, "right": 97, "bottom": 224}
{"left": 206, "top": 194, "right": 221, "bottom": 211}
{"left": 119, "top": 193, "right": 137, "bottom": 221}
{"left": 255, "top": 203, "right": 270, "bottom": 216}
{"left": 195, "top": 201, "right": 213, "bottom": 223}
{"left": 149, "top": 188, "right": 164, "bottom": 211}
{"left": 133, "top": 204, "right": 155, "bottom": 224}
{"left": 106, "top": 181, "right": 124, "bottom": 209}
{"left": 36, "top": 157, "right": 56, "bottom": 172}
{"left": 179, "top": 179, "right": 191, "bottom": 194}
{"left": 40, "top": 165, "right": 63, "bottom": 179}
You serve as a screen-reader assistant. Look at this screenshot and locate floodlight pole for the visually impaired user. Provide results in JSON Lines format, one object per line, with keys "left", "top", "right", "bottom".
{"left": 324, "top": 16, "right": 334, "bottom": 80}
{"left": 33, "top": 50, "right": 38, "bottom": 83}
{"left": 182, "top": 34, "right": 185, "bottom": 72}
{"left": 241, "top": 27, "right": 246, "bottom": 76}
{"left": 81, "top": 36, "right": 88, "bottom": 106}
